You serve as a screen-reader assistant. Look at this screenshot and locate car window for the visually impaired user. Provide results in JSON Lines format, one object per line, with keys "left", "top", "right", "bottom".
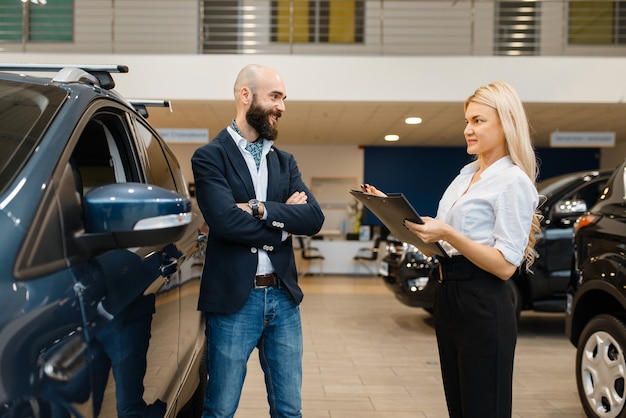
{"left": 72, "top": 111, "right": 140, "bottom": 194}
{"left": 161, "top": 140, "right": 189, "bottom": 196}
{"left": 548, "top": 176, "right": 609, "bottom": 226}
{"left": 73, "top": 120, "right": 120, "bottom": 192}
{"left": 132, "top": 119, "right": 186, "bottom": 195}
{"left": 570, "top": 179, "right": 607, "bottom": 210}
{"left": 538, "top": 174, "right": 579, "bottom": 198}
{"left": 0, "top": 79, "right": 67, "bottom": 192}
{"left": 16, "top": 109, "right": 142, "bottom": 279}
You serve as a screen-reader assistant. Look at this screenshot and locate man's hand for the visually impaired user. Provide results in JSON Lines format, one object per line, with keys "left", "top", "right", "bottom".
{"left": 236, "top": 202, "right": 252, "bottom": 214}
{"left": 236, "top": 191, "right": 307, "bottom": 218}
{"left": 286, "top": 191, "right": 307, "bottom": 205}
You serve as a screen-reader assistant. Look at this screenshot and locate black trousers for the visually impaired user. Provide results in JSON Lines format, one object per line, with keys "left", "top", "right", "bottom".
{"left": 433, "top": 255, "right": 517, "bottom": 418}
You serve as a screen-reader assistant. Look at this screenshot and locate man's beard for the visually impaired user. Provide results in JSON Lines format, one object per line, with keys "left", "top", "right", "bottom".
{"left": 246, "top": 97, "right": 280, "bottom": 141}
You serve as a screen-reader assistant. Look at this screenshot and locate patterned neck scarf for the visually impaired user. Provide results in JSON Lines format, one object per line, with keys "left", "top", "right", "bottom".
{"left": 232, "top": 119, "right": 263, "bottom": 170}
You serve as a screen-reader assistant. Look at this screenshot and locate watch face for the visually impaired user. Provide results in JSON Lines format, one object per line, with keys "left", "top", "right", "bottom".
{"left": 249, "top": 199, "right": 260, "bottom": 218}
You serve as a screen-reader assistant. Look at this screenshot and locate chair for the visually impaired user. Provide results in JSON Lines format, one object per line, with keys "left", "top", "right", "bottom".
{"left": 296, "top": 236, "right": 325, "bottom": 276}
{"left": 353, "top": 236, "right": 384, "bottom": 275}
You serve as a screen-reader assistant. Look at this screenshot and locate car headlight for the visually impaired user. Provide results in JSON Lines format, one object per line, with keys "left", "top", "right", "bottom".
{"left": 407, "top": 277, "right": 430, "bottom": 292}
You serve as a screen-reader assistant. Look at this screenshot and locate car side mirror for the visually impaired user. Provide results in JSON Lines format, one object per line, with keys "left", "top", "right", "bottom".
{"left": 76, "top": 183, "right": 192, "bottom": 254}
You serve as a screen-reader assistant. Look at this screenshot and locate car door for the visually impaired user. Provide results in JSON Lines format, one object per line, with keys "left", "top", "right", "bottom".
{"left": 73, "top": 105, "right": 207, "bottom": 417}
{"left": 7, "top": 103, "right": 184, "bottom": 418}
{"left": 64, "top": 106, "right": 187, "bottom": 417}
{"left": 130, "top": 118, "right": 206, "bottom": 414}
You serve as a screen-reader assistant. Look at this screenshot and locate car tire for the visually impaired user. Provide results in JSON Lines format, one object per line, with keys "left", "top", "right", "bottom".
{"left": 505, "top": 279, "right": 521, "bottom": 322}
{"left": 576, "top": 314, "right": 626, "bottom": 418}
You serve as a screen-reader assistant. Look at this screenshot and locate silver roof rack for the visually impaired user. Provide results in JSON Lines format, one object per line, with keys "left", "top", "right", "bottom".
{"left": 0, "top": 64, "right": 128, "bottom": 90}
{"left": 0, "top": 64, "right": 128, "bottom": 73}
{"left": 128, "top": 100, "right": 172, "bottom": 119}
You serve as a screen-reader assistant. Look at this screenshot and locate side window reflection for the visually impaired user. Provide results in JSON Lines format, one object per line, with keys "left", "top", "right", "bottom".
{"left": 133, "top": 121, "right": 177, "bottom": 192}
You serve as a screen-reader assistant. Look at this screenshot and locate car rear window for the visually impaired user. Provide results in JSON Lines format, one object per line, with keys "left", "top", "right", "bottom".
{"left": 538, "top": 173, "right": 590, "bottom": 199}
{"left": 0, "top": 78, "right": 67, "bottom": 191}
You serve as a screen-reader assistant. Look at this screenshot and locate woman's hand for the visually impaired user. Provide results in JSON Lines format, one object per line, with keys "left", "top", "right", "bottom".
{"left": 361, "top": 183, "right": 387, "bottom": 197}
{"left": 404, "top": 216, "right": 450, "bottom": 243}
{"left": 406, "top": 216, "right": 517, "bottom": 280}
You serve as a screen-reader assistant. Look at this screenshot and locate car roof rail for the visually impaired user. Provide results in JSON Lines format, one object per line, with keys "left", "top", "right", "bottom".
{"left": 0, "top": 64, "right": 128, "bottom": 90}
{"left": 128, "top": 100, "right": 172, "bottom": 119}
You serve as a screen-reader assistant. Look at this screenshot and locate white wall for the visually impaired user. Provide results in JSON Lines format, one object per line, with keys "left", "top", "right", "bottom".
{"left": 278, "top": 145, "right": 364, "bottom": 189}
{"left": 3, "top": 53, "right": 625, "bottom": 104}
{"left": 603, "top": 142, "right": 626, "bottom": 171}
{"left": 170, "top": 143, "right": 363, "bottom": 193}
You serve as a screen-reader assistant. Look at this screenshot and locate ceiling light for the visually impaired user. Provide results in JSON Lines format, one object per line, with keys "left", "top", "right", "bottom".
{"left": 385, "top": 134, "right": 399, "bottom": 142}
{"left": 405, "top": 117, "right": 422, "bottom": 125}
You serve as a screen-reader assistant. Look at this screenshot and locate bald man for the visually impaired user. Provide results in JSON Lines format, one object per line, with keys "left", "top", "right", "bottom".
{"left": 191, "top": 64, "right": 324, "bottom": 418}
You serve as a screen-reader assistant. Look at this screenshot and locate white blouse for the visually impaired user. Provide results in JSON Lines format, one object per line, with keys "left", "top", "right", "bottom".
{"left": 436, "top": 156, "right": 538, "bottom": 267}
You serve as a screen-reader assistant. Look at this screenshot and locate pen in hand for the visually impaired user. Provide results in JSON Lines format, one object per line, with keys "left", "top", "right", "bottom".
{"left": 360, "top": 183, "right": 387, "bottom": 197}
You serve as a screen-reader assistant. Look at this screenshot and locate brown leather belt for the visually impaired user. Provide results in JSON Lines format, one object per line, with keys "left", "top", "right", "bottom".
{"left": 254, "top": 273, "right": 278, "bottom": 288}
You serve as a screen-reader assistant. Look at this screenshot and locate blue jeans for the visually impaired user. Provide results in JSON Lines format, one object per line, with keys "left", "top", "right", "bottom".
{"left": 202, "top": 286, "right": 303, "bottom": 418}
{"left": 96, "top": 294, "right": 159, "bottom": 418}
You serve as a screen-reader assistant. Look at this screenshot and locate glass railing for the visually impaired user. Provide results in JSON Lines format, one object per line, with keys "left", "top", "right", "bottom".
{"left": 200, "top": 0, "right": 626, "bottom": 57}
{"left": 2, "top": 0, "right": 626, "bottom": 57}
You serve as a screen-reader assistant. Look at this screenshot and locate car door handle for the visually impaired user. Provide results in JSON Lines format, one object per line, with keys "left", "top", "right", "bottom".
{"left": 160, "top": 257, "right": 179, "bottom": 277}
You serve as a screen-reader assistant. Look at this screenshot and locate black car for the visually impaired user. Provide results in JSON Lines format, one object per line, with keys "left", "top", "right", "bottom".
{"left": 379, "top": 240, "right": 439, "bottom": 311}
{"left": 0, "top": 65, "right": 207, "bottom": 417}
{"left": 380, "top": 169, "right": 612, "bottom": 318}
{"left": 565, "top": 158, "right": 626, "bottom": 418}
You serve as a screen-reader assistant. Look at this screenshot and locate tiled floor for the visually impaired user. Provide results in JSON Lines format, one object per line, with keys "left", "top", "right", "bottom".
{"left": 235, "top": 275, "right": 585, "bottom": 418}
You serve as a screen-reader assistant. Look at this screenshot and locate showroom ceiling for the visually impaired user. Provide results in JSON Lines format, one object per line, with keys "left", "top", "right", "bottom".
{"left": 147, "top": 99, "right": 626, "bottom": 148}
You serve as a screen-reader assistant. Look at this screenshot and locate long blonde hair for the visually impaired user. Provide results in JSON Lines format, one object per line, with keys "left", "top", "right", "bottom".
{"left": 465, "top": 81, "right": 541, "bottom": 270}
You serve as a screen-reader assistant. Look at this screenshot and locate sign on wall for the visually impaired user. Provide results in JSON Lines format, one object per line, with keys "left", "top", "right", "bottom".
{"left": 550, "top": 132, "right": 615, "bottom": 148}
{"left": 158, "top": 128, "right": 209, "bottom": 143}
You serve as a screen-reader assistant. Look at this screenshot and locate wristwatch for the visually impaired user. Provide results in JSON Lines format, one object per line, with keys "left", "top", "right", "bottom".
{"left": 248, "top": 199, "right": 261, "bottom": 219}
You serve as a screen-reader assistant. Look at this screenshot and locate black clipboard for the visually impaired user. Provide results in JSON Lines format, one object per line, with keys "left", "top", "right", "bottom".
{"left": 350, "top": 190, "right": 449, "bottom": 258}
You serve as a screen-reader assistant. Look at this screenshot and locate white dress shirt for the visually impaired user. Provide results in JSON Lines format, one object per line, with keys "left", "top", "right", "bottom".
{"left": 436, "top": 156, "right": 538, "bottom": 267}
{"left": 228, "top": 125, "right": 275, "bottom": 275}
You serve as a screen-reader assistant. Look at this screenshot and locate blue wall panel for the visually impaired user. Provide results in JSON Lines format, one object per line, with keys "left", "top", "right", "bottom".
{"left": 361, "top": 146, "right": 600, "bottom": 226}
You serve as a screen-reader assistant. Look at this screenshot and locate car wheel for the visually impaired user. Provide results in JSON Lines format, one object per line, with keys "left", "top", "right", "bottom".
{"left": 576, "top": 314, "right": 626, "bottom": 418}
{"left": 505, "top": 279, "right": 521, "bottom": 321}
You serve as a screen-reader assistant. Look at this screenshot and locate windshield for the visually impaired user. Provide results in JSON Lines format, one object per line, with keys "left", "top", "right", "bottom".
{"left": 538, "top": 173, "right": 590, "bottom": 197}
{"left": 0, "top": 78, "right": 67, "bottom": 191}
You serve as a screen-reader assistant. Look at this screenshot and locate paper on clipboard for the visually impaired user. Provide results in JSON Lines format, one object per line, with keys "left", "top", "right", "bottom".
{"left": 350, "top": 190, "right": 449, "bottom": 258}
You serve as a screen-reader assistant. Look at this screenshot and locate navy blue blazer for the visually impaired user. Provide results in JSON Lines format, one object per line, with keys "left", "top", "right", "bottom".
{"left": 191, "top": 128, "right": 325, "bottom": 314}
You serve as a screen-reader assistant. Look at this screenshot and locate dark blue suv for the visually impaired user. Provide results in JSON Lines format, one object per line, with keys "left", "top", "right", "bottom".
{"left": 0, "top": 65, "right": 207, "bottom": 417}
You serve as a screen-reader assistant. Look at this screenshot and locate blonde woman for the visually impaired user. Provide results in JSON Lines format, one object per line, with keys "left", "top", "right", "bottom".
{"left": 364, "top": 81, "right": 540, "bottom": 417}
